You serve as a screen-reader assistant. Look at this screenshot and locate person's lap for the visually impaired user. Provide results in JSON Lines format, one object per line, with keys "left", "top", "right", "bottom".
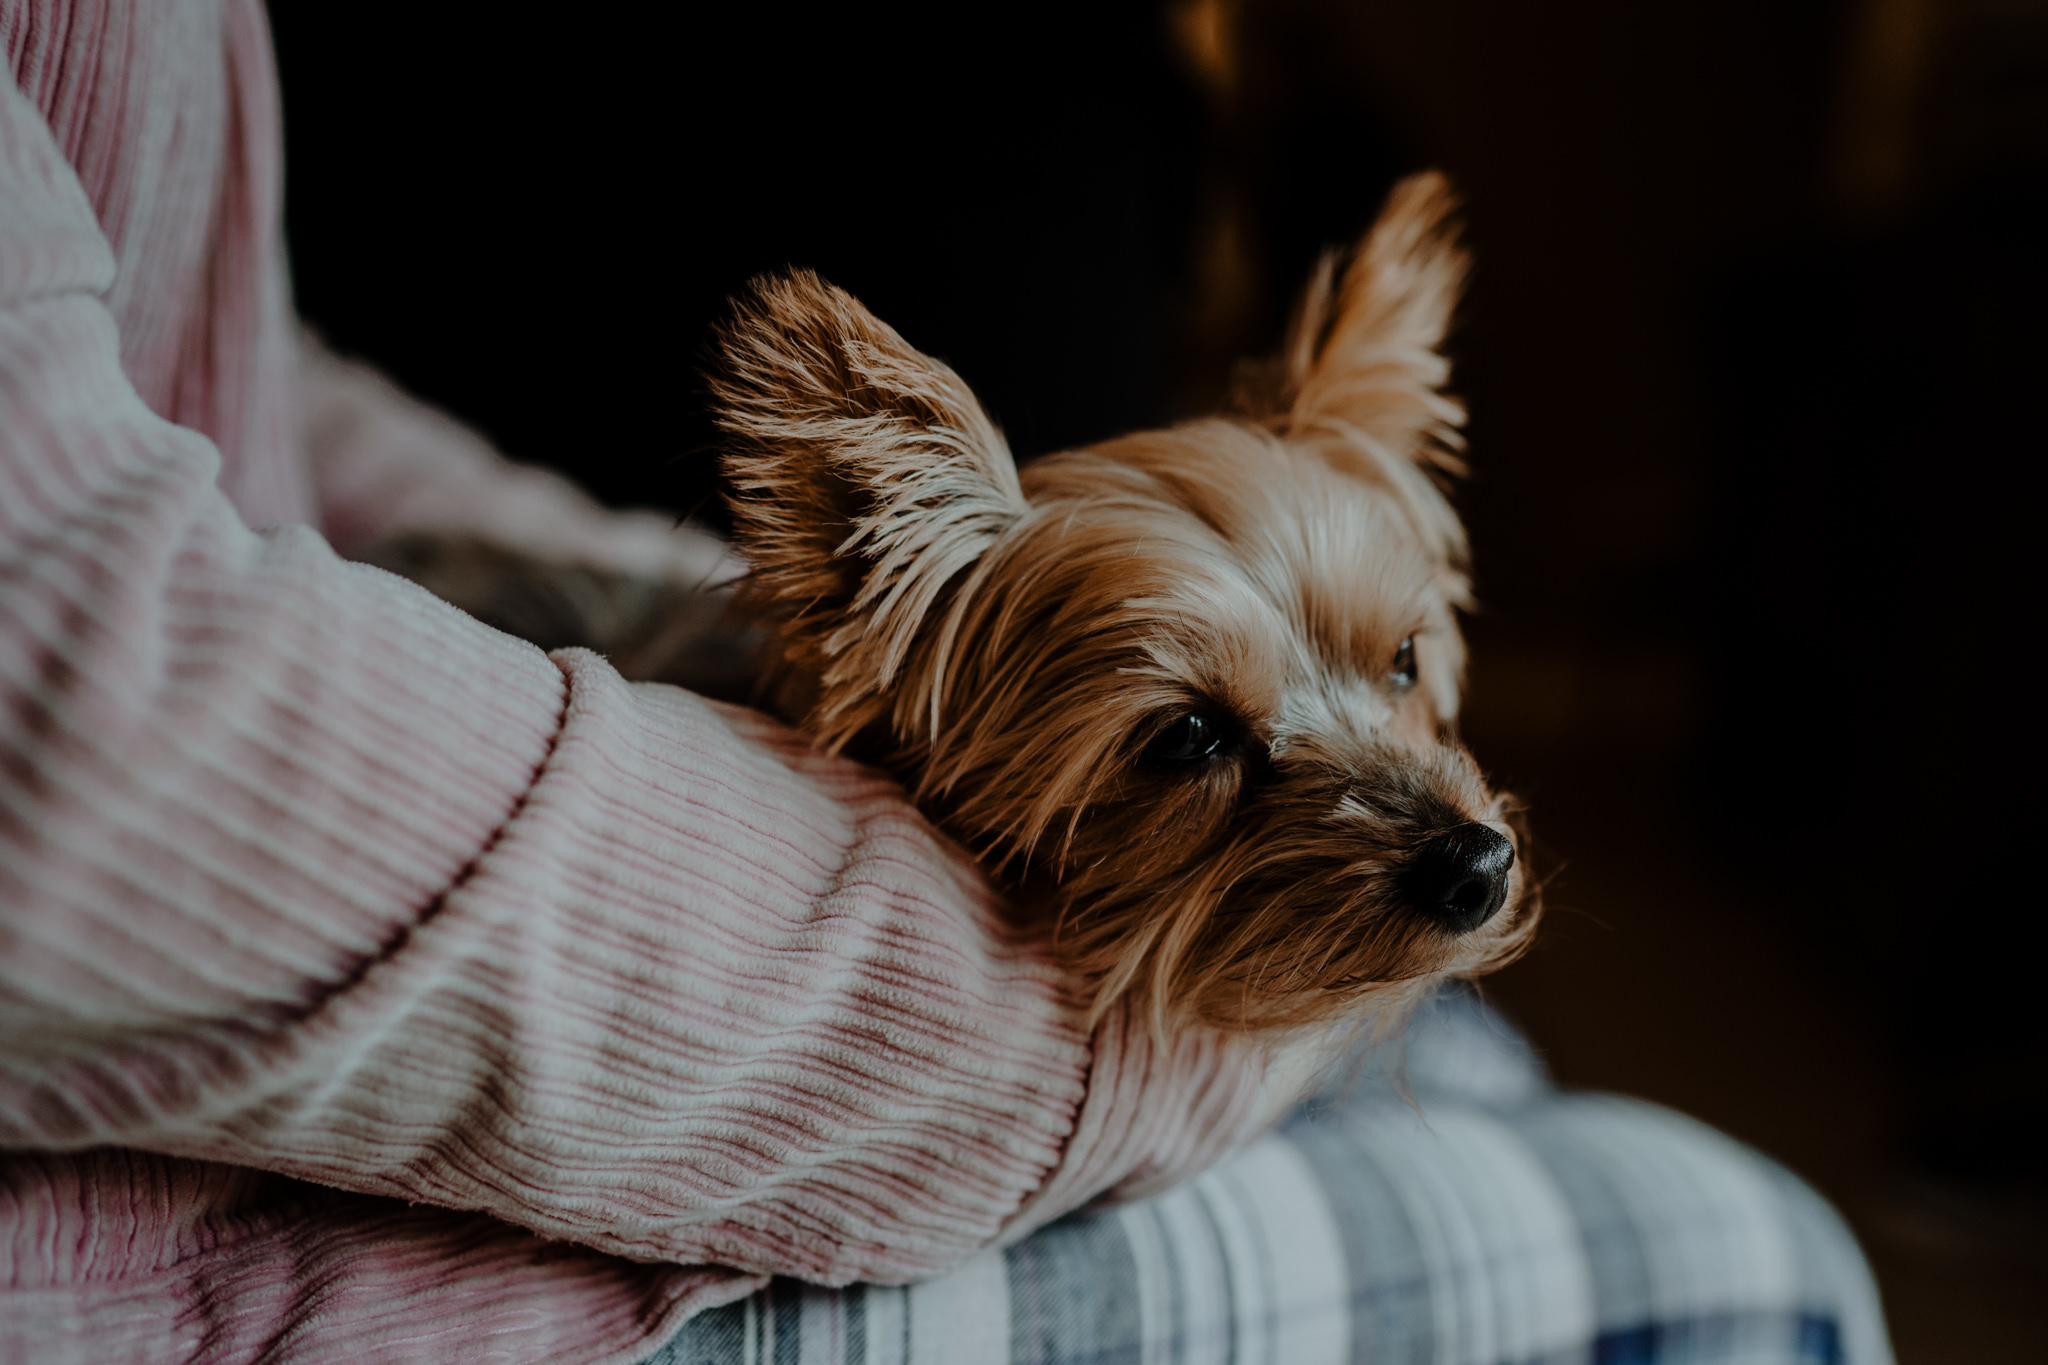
{"left": 647, "top": 990, "right": 1891, "bottom": 1364}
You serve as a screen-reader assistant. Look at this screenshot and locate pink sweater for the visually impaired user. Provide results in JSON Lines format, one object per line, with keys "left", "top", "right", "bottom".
{"left": 0, "top": 4, "right": 1273, "bottom": 1361}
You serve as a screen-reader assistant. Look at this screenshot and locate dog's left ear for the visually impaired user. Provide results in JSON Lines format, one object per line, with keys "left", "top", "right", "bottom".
{"left": 1249, "top": 172, "right": 1470, "bottom": 477}
{"left": 1237, "top": 172, "right": 1473, "bottom": 586}
{"left": 713, "top": 270, "right": 1028, "bottom": 742}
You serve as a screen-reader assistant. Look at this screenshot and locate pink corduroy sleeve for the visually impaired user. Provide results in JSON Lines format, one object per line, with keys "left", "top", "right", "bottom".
{"left": 301, "top": 335, "right": 737, "bottom": 588}
{"left": 2, "top": 71, "right": 1277, "bottom": 1320}
{"left": 0, "top": 292, "right": 1086, "bottom": 1280}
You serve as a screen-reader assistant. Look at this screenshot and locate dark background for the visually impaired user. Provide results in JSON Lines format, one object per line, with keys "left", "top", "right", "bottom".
{"left": 271, "top": 2, "right": 2045, "bottom": 1356}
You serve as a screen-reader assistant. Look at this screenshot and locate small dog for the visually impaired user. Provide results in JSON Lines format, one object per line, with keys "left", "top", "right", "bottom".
{"left": 714, "top": 173, "right": 1538, "bottom": 1037}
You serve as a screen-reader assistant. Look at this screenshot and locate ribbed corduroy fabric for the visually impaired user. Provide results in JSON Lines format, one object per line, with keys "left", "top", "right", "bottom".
{"left": 0, "top": 4, "right": 1276, "bottom": 1360}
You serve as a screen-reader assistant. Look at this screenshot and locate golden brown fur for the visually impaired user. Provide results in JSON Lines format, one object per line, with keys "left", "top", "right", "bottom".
{"left": 714, "top": 173, "right": 1539, "bottom": 1037}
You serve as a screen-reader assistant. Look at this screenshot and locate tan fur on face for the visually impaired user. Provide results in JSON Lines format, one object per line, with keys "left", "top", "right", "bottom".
{"left": 714, "top": 173, "right": 1540, "bottom": 1036}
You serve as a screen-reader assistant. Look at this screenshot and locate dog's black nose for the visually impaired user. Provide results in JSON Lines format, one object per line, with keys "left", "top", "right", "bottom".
{"left": 1403, "top": 823, "right": 1515, "bottom": 932}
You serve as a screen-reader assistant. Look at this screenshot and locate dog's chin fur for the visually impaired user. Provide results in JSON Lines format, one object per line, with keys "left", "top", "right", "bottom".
{"left": 715, "top": 172, "right": 1541, "bottom": 1039}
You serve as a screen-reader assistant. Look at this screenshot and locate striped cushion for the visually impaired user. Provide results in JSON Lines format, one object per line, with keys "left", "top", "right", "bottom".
{"left": 646, "top": 992, "right": 1891, "bottom": 1365}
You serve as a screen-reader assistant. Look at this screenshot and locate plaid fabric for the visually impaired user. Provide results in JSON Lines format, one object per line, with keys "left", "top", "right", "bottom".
{"left": 644, "top": 992, "right": 1891, "bottom": 1365}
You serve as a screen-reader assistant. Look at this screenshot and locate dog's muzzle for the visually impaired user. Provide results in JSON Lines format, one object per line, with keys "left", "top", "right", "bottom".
{"left": 1402, "top": 822, "right": 1515, "bottom": 932}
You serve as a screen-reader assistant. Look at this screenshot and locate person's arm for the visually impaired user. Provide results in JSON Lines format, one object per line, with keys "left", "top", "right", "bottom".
{"left": 299, "top": 339, "right": 758, "bottom": 694}
{"left": 4, "top": 76, "right": 1102, "bottom": 1283}
{"left": 302, "top": 335, "right": 734, "bottom": 592}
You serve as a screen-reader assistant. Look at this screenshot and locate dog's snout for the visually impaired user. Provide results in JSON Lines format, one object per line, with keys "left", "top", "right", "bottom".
{"left": 1403, "top": 823, "right": 1515, "bottom": 932}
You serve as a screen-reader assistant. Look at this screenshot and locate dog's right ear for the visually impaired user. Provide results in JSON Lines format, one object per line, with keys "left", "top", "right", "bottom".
{"left": 712, "top": 270, "right": 1028, "bottom": 744}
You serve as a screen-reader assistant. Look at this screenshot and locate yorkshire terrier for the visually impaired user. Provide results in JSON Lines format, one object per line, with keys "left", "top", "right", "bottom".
{"left": 710, "top": 173, "right": 1538, "bottom": 1039}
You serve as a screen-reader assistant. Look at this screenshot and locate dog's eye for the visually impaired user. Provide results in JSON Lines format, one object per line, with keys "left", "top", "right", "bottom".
{"left": 1390, "top": 636, "right": 1418, "bottom": 690}
{"left": 1144, "top": 713, "right": 1223, "bottom": 763}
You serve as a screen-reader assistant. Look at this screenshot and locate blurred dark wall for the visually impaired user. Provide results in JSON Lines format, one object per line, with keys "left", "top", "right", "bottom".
{"left": 271, "top": 0, "right": 2045, "bottom": 1218}
{"left": 270, "top": 4, "right": 1204, "bottom": 522}
{"left": 1699, "top": 171, "right": 2045, "bottom": 1184}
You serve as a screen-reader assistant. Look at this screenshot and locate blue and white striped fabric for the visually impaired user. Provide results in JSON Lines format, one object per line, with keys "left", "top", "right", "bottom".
{"left": 645, "top": 991, "right": 1891, "bottom": 1365}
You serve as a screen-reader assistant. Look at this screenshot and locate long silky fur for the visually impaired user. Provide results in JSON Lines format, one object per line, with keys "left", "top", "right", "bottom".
{"left": 716, "top": 174, "right": 1541, "bottom": 1037}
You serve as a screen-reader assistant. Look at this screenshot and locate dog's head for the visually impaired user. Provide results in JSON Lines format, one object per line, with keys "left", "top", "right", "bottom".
{"left": 714, "top": 173, "right": 1538, "bottom": 1035}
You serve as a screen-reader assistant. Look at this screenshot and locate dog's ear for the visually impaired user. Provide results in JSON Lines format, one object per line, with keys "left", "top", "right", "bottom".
{"left": 1234, "top": 172, "right": 1473, "bottom": 589}
{"left": 713, "top": 270, "right": 1027, "bottom": 741}
{"left": 1245, "top": 172, "right": 1469, "bottom": 476}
